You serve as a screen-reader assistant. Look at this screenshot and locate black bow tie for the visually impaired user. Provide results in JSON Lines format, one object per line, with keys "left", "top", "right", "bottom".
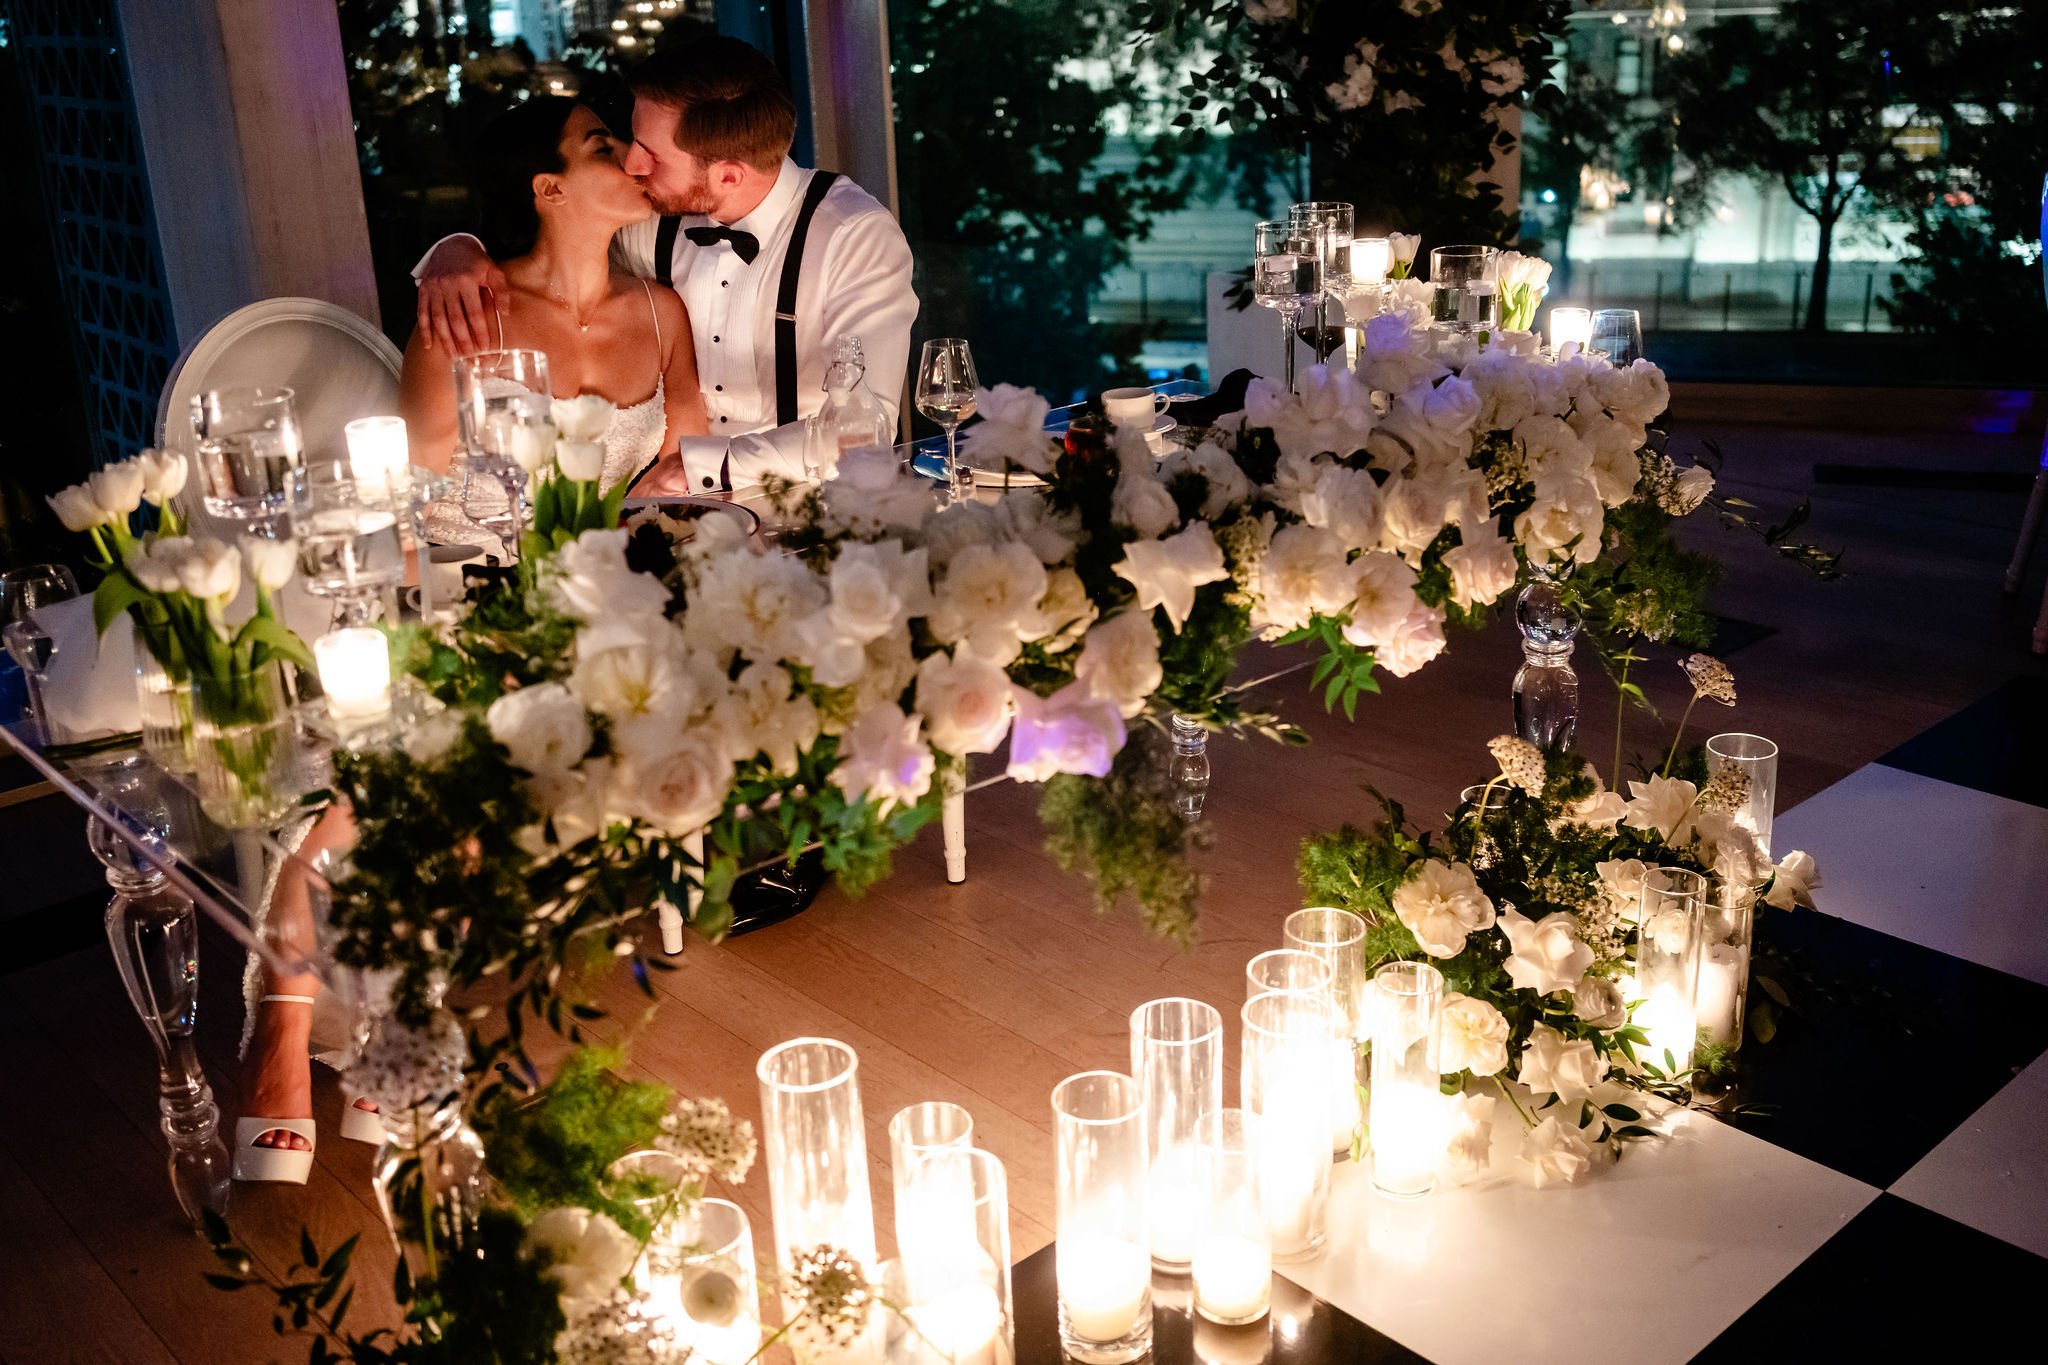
{"left": 684, "top": 224, "right": 760, "bottom": 264}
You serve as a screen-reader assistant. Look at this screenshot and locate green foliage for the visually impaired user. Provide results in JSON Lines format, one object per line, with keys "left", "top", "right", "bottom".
{"left": 1040, "top": 724, "right": 1206, "bottom": 945}
{"left": 522, "top": 474, "right": 626, "bottom": 561}
{"left": 1277, "top": 615, "right": 1381, "bottom": 720}
{"left": 475, "top": 1047, "right": 673, "bottom": 1238}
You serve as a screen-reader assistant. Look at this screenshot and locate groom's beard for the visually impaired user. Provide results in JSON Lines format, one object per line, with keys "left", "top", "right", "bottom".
{"left": 638, "top": 181, "right": 717, "bottom": 217}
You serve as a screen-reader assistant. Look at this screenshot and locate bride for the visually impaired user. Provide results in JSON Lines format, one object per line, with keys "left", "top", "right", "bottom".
{"left": 399, "top": 96, "right": 708, "bottom": 549}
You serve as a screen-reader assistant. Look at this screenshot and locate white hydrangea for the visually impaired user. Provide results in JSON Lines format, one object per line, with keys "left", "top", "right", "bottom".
{"left": 1073, "top": 609, "right": 1164, "bottom": 718}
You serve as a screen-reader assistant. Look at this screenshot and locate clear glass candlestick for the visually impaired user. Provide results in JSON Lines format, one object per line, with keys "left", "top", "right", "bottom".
{"left": 1129, "top": 997, "right": 1223, "bottom": 1272}
{"left": 757, "top": 1038, "right": 879, "bottom": 1276}
{"left": 1052, "top": 1071, "right": 1151, "bottom": 1364}
{"left": 1191, "top": 1109, "right": 1270, "bottom": 1326}
{"left": 1705, "top": 732, "right": 1779, "bottom": 861}
{"left": 1282, "top": 908, "right": 1368, "bottom": 1151}
{"left": 1366, "top": 961, "right": 1445, "bottom": 1200}
{"left": 1239, "top": 992, "right": 1336, "bottom": 1262}
{"left": 1634, "top": 868, "right": 1708, "bottom": 1073}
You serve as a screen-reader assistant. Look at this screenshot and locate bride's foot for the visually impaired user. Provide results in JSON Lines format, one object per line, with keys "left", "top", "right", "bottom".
{"left": 241, "top": 996, "right": 314, "bottom": 1152}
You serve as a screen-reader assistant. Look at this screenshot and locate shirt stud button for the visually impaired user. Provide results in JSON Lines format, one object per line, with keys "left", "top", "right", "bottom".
{"left": 702, "top": 477, "right": 714, "bottom": 488}
{"left": 714, "top": 384, "right": 723, "bottom": 392}
{"left": 718, "top": 416, "right": 727, "bottom": 423}
{"left": 712, "top": 335, "right": 720, "bottom": 344}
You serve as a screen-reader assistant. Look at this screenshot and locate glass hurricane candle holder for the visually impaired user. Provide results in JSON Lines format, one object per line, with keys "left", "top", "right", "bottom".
{"left": 890, "top": 1147, "right": 1013, "bottom": 1365}
{"left": 1282, "top": 908, "right": 1367, "bottom": 1151}
{"left": 314, "top": 627, "right": 392, "bottom": 729}
{"left": 891, "top": 1101, "right": 976, "bottom": 1303}
{"left": 1129, "top": 997, "right": 1223, "bottom": 1272}
{"left": 1351, "top": 237, "right": 1391, "bottom": 288}
{"left": 1706, "top": 732, "right": 1779, "bottom": 861}
{"left": 1366, "top": 961, "right": 1446, "bottom": 1200}
{"left": 610, "top": 1148, "right": 698, "bottom": 1283}
{"left": 1245, "top": 949, "right": 1330, "bottom": 1001}
{"left": 673, "top": 1198, "right": 762, "bottom": 1365}
{"left": 1239, "top": 992, "right": 1336, "bottom": 1262}
{"left": 757, "top": 1038, "right": 879, "bottom": 1276}
{"left": 1634, "top": 868, "right": 1708, "bottom": 1073}
{"left": 1698, "top": 882, "right": 1755, "bottom": 1051}
{"left": 1191, "top": 1109, "right": 1270, "bottom": 1327}
{"left": 1052, "top": 1071, "right": 1151, "bottom": 1365}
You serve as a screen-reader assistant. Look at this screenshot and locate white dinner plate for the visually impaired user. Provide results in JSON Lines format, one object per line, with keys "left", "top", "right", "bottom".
{"left": 621, "top": 494, "right": 762, "bottom": 538}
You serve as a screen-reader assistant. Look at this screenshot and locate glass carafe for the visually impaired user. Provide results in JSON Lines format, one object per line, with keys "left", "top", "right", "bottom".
{"left": 805, "top": 334, "right": 892, "bottom": 481}
{"left": 1169, "top": 713, "right": 1210, "bottom": 822}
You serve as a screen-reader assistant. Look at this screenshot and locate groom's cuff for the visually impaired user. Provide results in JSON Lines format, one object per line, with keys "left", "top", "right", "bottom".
{"left": 675, "top": 436, "right": 732, "bottom": 492}
{"left": 410, "top": 233, "right": 486, "bottom": 282}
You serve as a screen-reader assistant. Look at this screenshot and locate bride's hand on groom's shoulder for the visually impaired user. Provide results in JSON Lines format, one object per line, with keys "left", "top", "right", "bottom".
{"left": 416, "top": 237, "right": 509, "bottom": 357}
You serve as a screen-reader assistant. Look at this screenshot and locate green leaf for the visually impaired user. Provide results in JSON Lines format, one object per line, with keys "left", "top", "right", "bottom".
{"left": 92, "top": 571, "right": 150, "bottom": 639}
{"left": 1602, "top": 1103, "right": 1642, "bottom": 1122}
{"left": 237, "top": 613, "right": 315, "bottom": 671}
{"left": 201, "top": 1272, "right": 251, "bottom": 1291}
{"left": 317, "top": 1234, "right": 358, "bottom": 1282}
{"left": 1756, "top": 975, "right": 1790, "bottom": 1008}
{"left": 300, "top": 1227, "right": 318, "bottom": 1269}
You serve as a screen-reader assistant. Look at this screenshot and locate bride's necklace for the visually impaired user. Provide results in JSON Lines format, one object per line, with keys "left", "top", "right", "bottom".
{"left": 546, "top": 281, "right": 603, "bottom": 333}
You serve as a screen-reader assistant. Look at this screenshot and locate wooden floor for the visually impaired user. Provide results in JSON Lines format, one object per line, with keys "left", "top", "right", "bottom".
{"left": 5, "top": 402, "right": 2046, "bottom": 1363}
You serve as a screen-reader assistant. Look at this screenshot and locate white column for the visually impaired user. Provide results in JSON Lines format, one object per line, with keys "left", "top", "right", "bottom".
{"left": 116, "top": 0, "right": 379, "bottom": 343}
{"left": 801, "top": 0, "right": 902, "bottom": 218}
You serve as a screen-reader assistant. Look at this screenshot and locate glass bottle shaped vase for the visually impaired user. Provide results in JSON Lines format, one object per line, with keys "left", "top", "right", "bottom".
{"left": 1510, "top": 576, "right": 1580, "bottom": 748}
{"left": 1168, "top": 713, "right": 1210, "bottom": 822}
{"left": 371, "top": 1095, "right": 490, "bottom": 1283}
{"left": 805, "top": 334, "right": 892, "bottom": 481}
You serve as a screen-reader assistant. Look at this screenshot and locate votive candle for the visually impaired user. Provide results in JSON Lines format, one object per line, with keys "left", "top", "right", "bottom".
{"left": 314, "top": 627, "right": 391, "bottom": 723}
{"left": 1351, "top": 237, "right": 1391, "bottom": 287}
{"left": 344, "top": 415, "right": 410, "bottom": 500}
{"left": 1549, "top": 307, "right": 1593, "bottom": 354}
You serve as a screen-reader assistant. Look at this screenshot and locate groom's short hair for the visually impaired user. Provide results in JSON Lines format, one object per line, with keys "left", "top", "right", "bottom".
{"left": 629, "top": 37, "right": 797, "bottom": 172}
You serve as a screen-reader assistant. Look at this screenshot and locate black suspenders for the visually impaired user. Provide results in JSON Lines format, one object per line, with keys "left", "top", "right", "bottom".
{"left": 648, "top": 170, "right": 841, "bottom": 420}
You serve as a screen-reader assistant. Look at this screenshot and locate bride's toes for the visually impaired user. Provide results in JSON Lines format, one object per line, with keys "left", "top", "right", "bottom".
{"left": 351, "top": 1096, "right": 379, "bottom": 1114}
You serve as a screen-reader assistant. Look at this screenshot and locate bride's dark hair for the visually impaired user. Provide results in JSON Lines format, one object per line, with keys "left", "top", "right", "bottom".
{"left": 474, "top": 96, "right": 582, "bottom": 259}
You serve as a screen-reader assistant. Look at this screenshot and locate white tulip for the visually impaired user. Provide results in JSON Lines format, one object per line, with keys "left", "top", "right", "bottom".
{"left": 1387, "top": 231, "right": 1420, "bottom": 267}
{"left": 175, "top": 538, "right": 242, "bottom": 601}
{"left": 553, "top": 440, "right": 605, "bottom": 484}
{"left": 135, "top": 449, "right": 190, "bottom": 504}
{"left": 87, "top": 462, "right": 146, "bottom": 520}
{"left": 550, "top": 395, "right": 616, "bottom": 442}
{"left": 47, "top": 484, "right": 108, "bottom": 533}
{"left": 238, "top": 534, "right": 297, "bottom": 590}
{"left": 128, "top": 538, "right": 188, "bottom": 593}
{"left": 498, "top": 419, "right": 558, "bottom": 475}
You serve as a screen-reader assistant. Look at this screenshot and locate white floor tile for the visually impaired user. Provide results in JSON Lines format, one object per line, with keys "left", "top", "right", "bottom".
{"left": 1890, "top": 1048, "right": 2048, "bottom": 1258}
{"left": 1773, "top": 764, "right": 2048, "bottom": 986}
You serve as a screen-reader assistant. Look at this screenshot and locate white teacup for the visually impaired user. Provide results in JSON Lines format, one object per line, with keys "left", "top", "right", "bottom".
{"left": 1103, "top": 386, "right": 1168, "bottom": 432}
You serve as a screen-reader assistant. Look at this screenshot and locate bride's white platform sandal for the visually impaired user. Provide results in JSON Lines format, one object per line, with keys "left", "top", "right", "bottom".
{"left": 234, "top": 994, "right": 319, "bottom": 1184}
{"left": 339, "top": 1094, "right": 383, "bottom": 1145}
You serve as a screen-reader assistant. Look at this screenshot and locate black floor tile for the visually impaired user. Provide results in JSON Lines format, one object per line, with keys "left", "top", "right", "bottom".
{"left": 1012, "top": 1243, "right": 1425, "bottom": 1365}
{"left": 1697, "top": 1194, "right": 2045, "bottom": 1358}
{"left": 1708, "top": 908, "right": 2048, "bottom": 1187}
{"left": 1879, "top": 675, "right": 2048, "bottom": 809}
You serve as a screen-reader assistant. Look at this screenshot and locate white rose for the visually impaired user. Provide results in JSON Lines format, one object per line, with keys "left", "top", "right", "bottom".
{"left": 1111, "top": 468, "right": 1180, "bottom": 539}
{"left": 1622, "top": 775, "right": 1699, "bottom": 843}
{"left": 1006, "top": 682, "right": 1127, "bottom": 782}
{"left": 176, "top": 538, "right": 242, "bottom": 600}
{"left": 1355, "top": 310, "right": 1446, "bottom": 395}
{"left": 554, "top": 439, "right": 605, "bottom": 484}
{"left": 1018, "top": 566, "right": 1096, "bottom": 653}
{"left": 1517, "top": 1023, "right": 1603, "bottom": 1102}
{"left": 1516, "top": 415, "right": 1594, "bottom": 484}
{"left": 1572, "top": 975, "right": 1628, "bottom": 1030}
{"left": 135, "top": 450, "right": 190, "bottom": 504}
{"left": 686, "top": 547, "right": 828, "bottom": 665}
{"left": 919, "top": 498, "right": 1002, "bottom": 570}
{"left": 1520, "top": 1114, "right": 1595, "bottom": 1189}
{"left": 852, "top": 625, "right": 919, "bottom": 717}
{"left": 1440, "top": 993, "right": 1510, "bottom": 1076}
{"left": 1596, "top": 858, "right": 1653, "bottom": 921}
{"left": 485, "top": 681, "right": 593, "bottom": 777}
{"left": 1514, "top": 475, "right": 1603, "bottom": 567}
{"left": 1384, "top": 277, "right": 1435, "bottom": 321}
{"left": 1607, "top": 359, "right": 1671, "bottom": 426}
{"left": 1115, "top": 522, "right": 1230, "bottom": 633}
{"left": 970, "top": 383, "right": 1056, "bottom": 473}
{"left": 1373, "top": 600, "right": 1448, "bottom": 677}
{"left": 1571, "top": 789, "right": 1629, "bottom": 828}
{"left": 1464, "top": 348, "right": 1543, "bottom": 431}
{"left": 238, "top": 534, "right": 296, "bottom": 590}
{"left": 570, "top": 637, "right": 693, "bottom": 724}
{"left": 1763, "top": 849, "right": 1821, "bottom": 911}
{"left": 1392, "top": 859, "right": 1497, "bottom": 958}
{"left": 1160, "top": 442, "right": 1251, "bottom": 519}
{"left": 400, "top": 709, "right": 464, "bottom": 766}
{"left": 545, "top": 528, "right": 672, "bottom": 621}
{"left": 835, "top": 703, "right": 934, "bottom": 812}
{"left": 1585, "top": 418, "right": 1645, "bottom": 507}
{"left": 1261, "top": 448, "right": 1322, "bottom": 517}
{"left": 1340, "top": 550, "right": 1419, "bottom": 648}
{"left": 827, "top": 541, "right": 927, "bottom": 644}
{"left": 1693, "top": 811, "right": 1770, "bottom": 889}
{"left": 1074, "top": 609, "right": 1163, "bottom": 719}
{"left": 995, "top": 491, "right": 1081, "bottom": 564}
{"left": 1377, "top": 474, "right": 1448, "bottom": 563}
{"left": 1669, "top": 463, "right": 1715, "bottom": 514}
{"left": 1304, "top": 462, "right": 1383, "bottom": 550}
{"left": 928, "top": 540, "right": 1049, "bottom": 665}
{"left": 1441, "top": 522, "right": 1519, "bottom": 609}
{"left": 1501, "top": 908, "right": 1595, "bottom": 996}
{"left": 523, "top": 1207, "right": 639, "bottom": 1301}
{"left": 88, "top": 461, "right": 146, "bottom": 520}
{"left": 1251, "top": 524, "right": 1353, "bottom": 634}
{"left": 47, "top": 484, "right": 108, "bottom": 533}
{"left": 710, "top": 661, "right": 818, "bottom": 775}
{"left": 1440, "top": 1092, "right": 1497, "bottom": 1184}
{"left": 550, "top": 395, "right": 615, "bottom": 442}
{"left": 617, "top": 730, "right": 733, "bottom": 834}
{"left": 1295, "top": 364, "right": 1376, "bottom": 455}
{"left": 916, "top": 650, "right": 1015, "bottom": 756}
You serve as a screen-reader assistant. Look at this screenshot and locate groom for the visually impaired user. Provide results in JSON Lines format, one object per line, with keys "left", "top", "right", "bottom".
{"left": 414, "top": 36, "right": 918, "bottom": 493}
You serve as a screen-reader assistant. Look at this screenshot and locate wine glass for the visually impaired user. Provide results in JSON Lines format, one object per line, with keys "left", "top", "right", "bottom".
{"left": 289, "top": 460, "right": 405, "bottom": 625}
{"left": 1590, "top": 309, "right": 1645, "bottom": 365}
{"left": 1428, "top": 246, "right": 1501, "bottom": 334}
{"left": 2, "top": 563, "right": 81, "bottom": 741}
{"left": 916, "top": 338, "right": 978, "bottom": 502}
{"left": 1289, "top": 202, "right": 1353, "bottom": 363}
{"left": 1254, "top": 220, "right": 1321, "bottom": 392}
{"left": 191, "top": 386, "right": 303, "bottom": 531}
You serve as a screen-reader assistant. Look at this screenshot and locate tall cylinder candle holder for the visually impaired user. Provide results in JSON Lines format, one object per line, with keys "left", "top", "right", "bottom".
{"left": 1366, "top": 961, "right": 1446, "bottom": 1200}
{"left": 1129, "top": 997, "right": 1223, "bottom": 1272}
{"left": 890, "top": 1101, "right": 976, "bottom": 1305}
{"left": 1245, "top": 948, "right": 1331, "bottom": 1001}
{"left": 890, "top": 1147, "right": 1013, "bottom": 1365}
{"left": 1240, "top": 992, "right": 1335, "bottom": 1263}
{"left": 672, "top": 1198, "right": 762, "bottom": 1365}
{"left": 1052, "top": 1071, "right": 1152, "bottom": 1365}
{"left": 1282, "top": 908, "right": 1367, "bottom": 1152}
{"left": 1705, "top": 733, "right": 1779, "bottom": 861}
{"left": 1633, "top": 868, "right": 1708, "bottom": 1073}
{"left": 1698, "top": 882, "right": 1755, "bottom": 1051}
{"left": 757, "top": 1038, "right": 880, "bottom": 1279}
{"left": 1191, "top": 1109, "right": 1270, "bottom": 1326}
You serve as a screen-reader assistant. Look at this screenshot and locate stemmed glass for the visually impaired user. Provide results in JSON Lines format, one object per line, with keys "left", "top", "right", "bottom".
{"left": 2, "top": 563, "right": 81, "bottom": 742}
{"left": 1429, "top": 245, "right": 1501, "bottom": 334}
{"left": 452, "top": 348, "right": 551, "bottom": 560}
{"left": 1289, "top": 202, "right": 1353, "bottom": 363}
{"left": 289, "top": 460, "right": 406, "bottom": 627}
{"left": 1591, "top": 308, "right": 1646, "bottom": 364}
{"left": 191, "top": 386, "right": 303, "bottom": 532}
{"left": 1254, "top": 220, "right": 1322, "bottom": 392}
{"left": 915, "top": 338, "right": 978, "bottom": 502}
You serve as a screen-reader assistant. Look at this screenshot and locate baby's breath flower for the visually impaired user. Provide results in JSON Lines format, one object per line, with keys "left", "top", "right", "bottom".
{"left": 555, "top": 1288, "right": 686, "bottom": 1365}
{"left": 1487, "top": 734, "right": 1547, "bottom": 795}
{"left": 784, "top": 1245, "right": 873, "bottom": 1352}
{"left": 1679, "top": 653, "right": 1736, "bottom": 705}
{"left": 1697, "top": 765, "right": 1751, "bottom": 815}
{"left": 655, "top": 1097, "right": 757, "bottom": 1186}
